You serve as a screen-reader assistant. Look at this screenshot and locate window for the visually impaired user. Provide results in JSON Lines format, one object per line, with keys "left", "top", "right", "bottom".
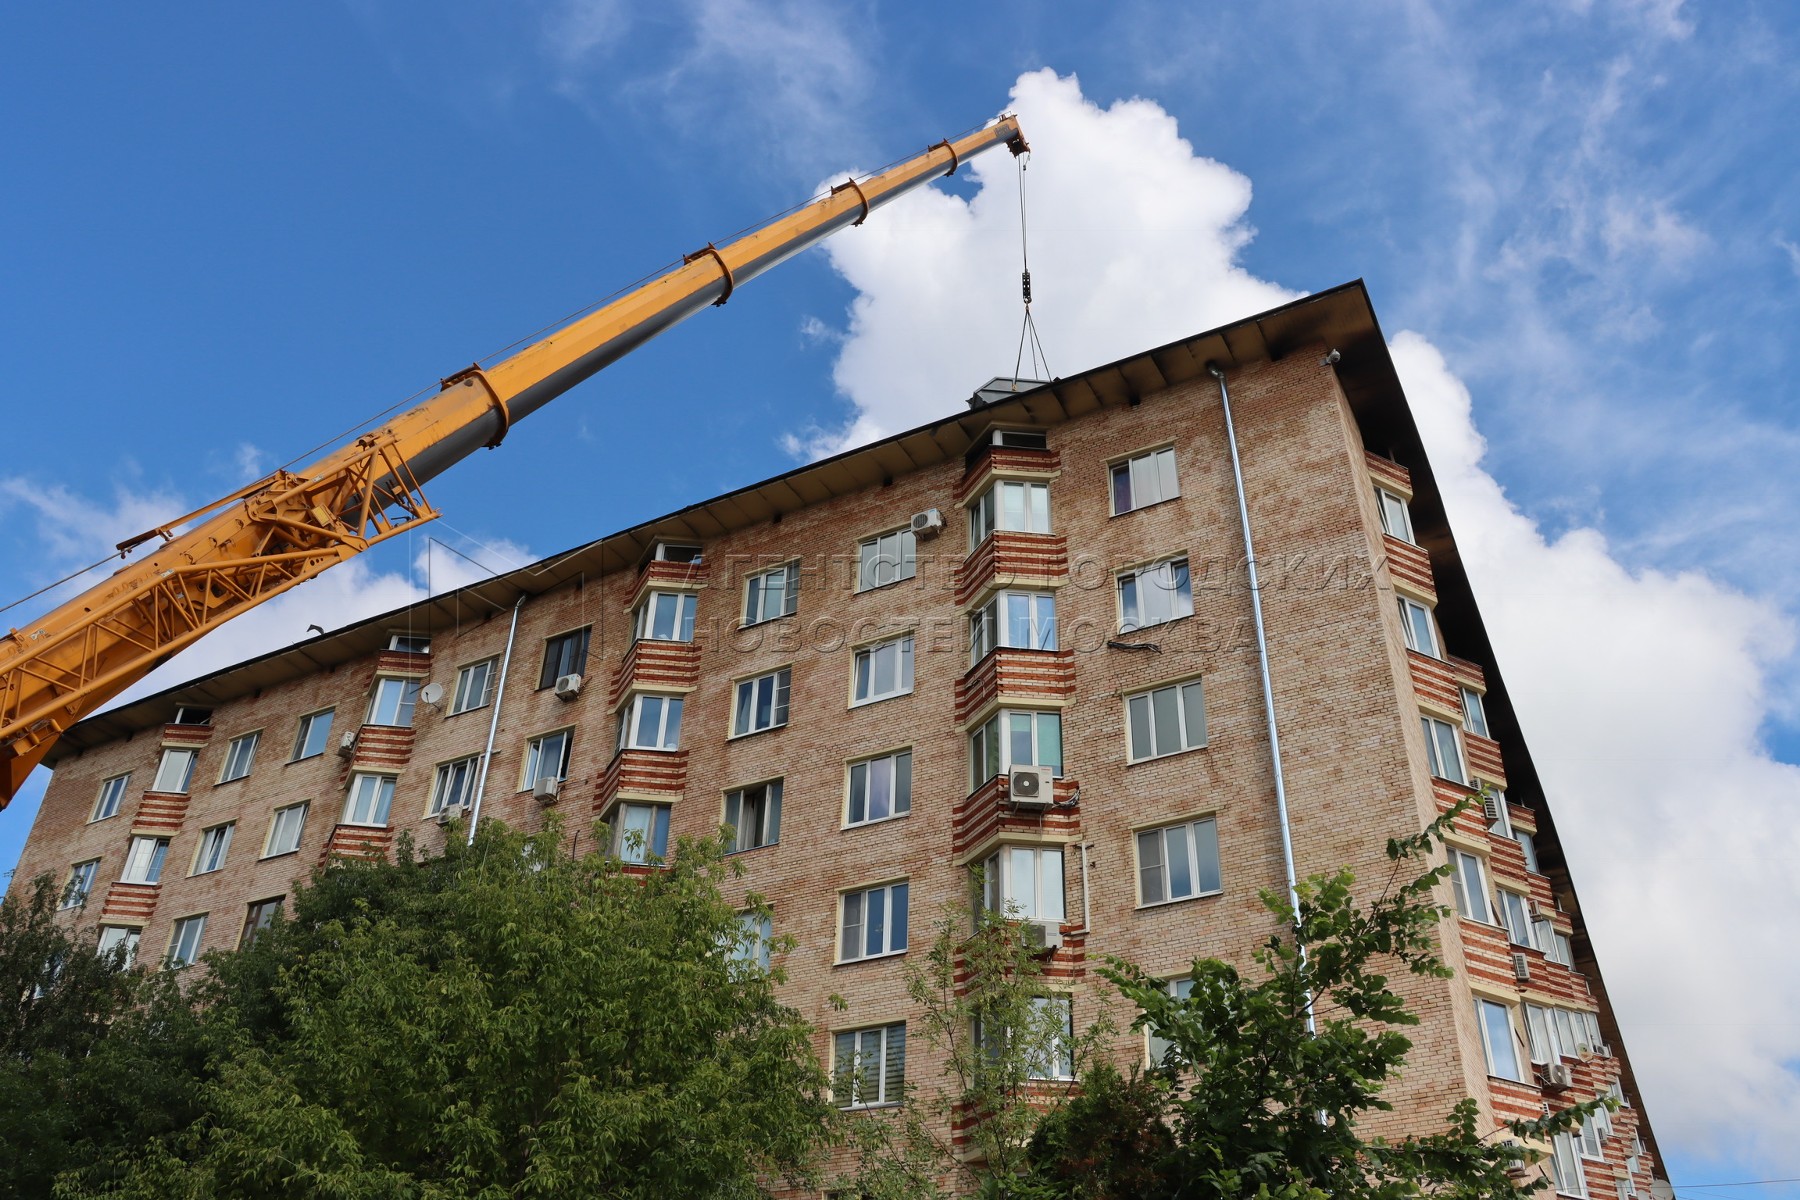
{"left": 431, "top": 755, "right": 482, "bottom": 815}
{"left": 367, "top": 677, "right": 421, "bottom": 727}
{"left": 1461, "top": 687, "right": 1490, "bottom": 738}
{"left": 840, "top": 881, "right": 909, "bottom": 961}
{"left": 1147, "top": 977, "right": 1195, "bottom": 1066}
{"left": 611, "top": 697, "right": 679, "bottom": 755}
{"left": 732, "top": 911, "right": 773, "bottom": 972}
{"left": 652, "top": 542, "right": 702, "bottom": 563}
{"left": 1421, "top": 716, "right": 1465, "bottom": 784}
{"left": 1136, "top": 818, "right": 1222, "bottom": 906}
{"left": 1525, "top": 1002, "right": 1559, "bottom": 1064}
{"left": 263, "top": 803, "right": 308, "bottom": 857}
{"left": 344, "top": 773, "right": 396, "bottom": 826}
{"left": 1550, "top": 1132, "right": 1588, "bottom": 1197}
{"left": 1376, "top": 487, "right": 1415, "bottom": 542}
{"left": 121, "top": 836, "right": 169, "bottom": 884}
{"left": 635, "top": 591, "right": 698, "bottom": 642}
{"left": 1578, "top": 1119, "right": 1605, "bottom": 1160}
{"left": 1550, "top": 929, "right": 1574, "bottom": 967}
{"left": 166, "top": 915, "right": 207, "bottom": 969}
{"left": 832, "top": 1023, "right": 905, "bottom": 1108}
{"left": 847, "top": 751, "right": 911, "bottom": 826}
{"left": 969, "top": 480, "right": 1050, "bottom": 549}
{"left": 1111, "top": 447, "right": 1180, "bottom": 515}
{"left": 1496, "top": 889, "right": 1534, "bottom": 947}
{"left": 524, "top": 729, "right": 573, "bottom": 786}
{"left": 92, "top": 774, "right": 128, "bottom": 821}
{"left": 970, "top": 591, "right": 1057, "bottom": 663}
{"left": 387, "top": 633, "right": 430, "bottom": 653}
{"left": 192, "top": 824, "right": 233, "bottom": 875}
{"left": 1398, "top": 597, "right": 1439, "bottom": 656}
{"left": 969, "top": 709, "right": 1063, "bottom": 790}
{"left": 97, "top": 926, "right": 139, "bottom": 967}
{"left": 172, "top": 706, "right": 212, "bottom": 726}
{"left": 1447, "top": 848, "right": 1491, "bottom": 923}
{"left": 292, "top": 709, "right": 334, "bottom": 760}
{"left": 61, "top": 860, "right": 99, "bottom": 908}
{"left": 538, "top": 627, "right": 592, "bottom": 690}
{"left": 218, "top": 732, "right": 259, "bottom": 783}
{"left": 609, "top": 802, "right": 670, "bottom": 864}
{"left": 724, "top": 780, "right": 782, "bottom": 852}
{"left": 731, "top": 669, "right": 790, "bottom": 737}
{"left": 978, "top": 845, "right": 1065, "bottom": 922}
{"left": 744, "top": 562, "right": 800, "bottom": 625}
{"left": 1516, "top": 829, "right": 1541, "bottom": 874}
{"left": 852, "top": 635, "right": 914, "bottom": 705}
{"left": 1117, "top": 558, "right": 1194, "bottom": 631}
{"left": 857, "top": 529, "right": 915, "bottom": 591}
{"left": 240, "top": 898, "right": 283, "bottom": 948}
{"left": 1024, "top": 995, "right": 1076, "bottom": 1080}
{"left": 1126, "top": 679, "right": 1207, "bottom": 762}
{"left": 151, "top": 747, "right": 197, "bottom": 794}
{"left": 989, "top": 427, "right": 1048, "bottom": 449}
{"left": 1475, "top": 997, "right": 1523, "bottom": 1082}
{"left": 450, "top": 660, "right": 496, "bottom": 714}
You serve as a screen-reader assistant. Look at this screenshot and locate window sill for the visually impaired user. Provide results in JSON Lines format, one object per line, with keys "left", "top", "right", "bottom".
{"left": 1125, "top": 744, "right": 1209, "bottom": 767}
{"left": 727, "top": 725, "right": 787, "bottom": 743}
{"left": 840, "top": 1100, "right": 904, "bottom": 1112}
{"left": 1109, "top": 495, "right": 1180, "bottom": 519}
{"left": 850, "top": 690, "right": 913, "bottom": 709}
{"left": 853, "top": 576, "right": 916, "bottom": 596}
{"left": 1117, "top": 613, "right": 1193, "bottom": 637}
{"left": 216, "top": 776, "right": 249, "bottom": 787}
{"left": 834, "top": 948, "right": 908, "bottom": 968}
{"left": 190, "top": 868, "right": 224, "bottom": 878}
{"left": 340, "top": 821, "right": 390, "bottom": 830}
{"left": 844, "top": 811, "right": 911, "bottom": 832}
{"left": 118, "top": 879, "right": 162, "bottom": 888}
{"left": 445, "top": 705, "right": 490, "bottom": 719}
{"left": 287, "top": 753, "right": 325, "bottom": 766}
{"left": 1135, "top": 889, "right": 1223, "bottom": 911}
{"left": 87, "top": 814, "right": 118, "bottom": 824}
{"left": 739, "top": 613, "right": 796, "bottom": 631}
{"left": 259, "top": 850, "right": 301, "bottom": 862}
{"left": 725, "top": 842, "right": 778, "bottom": 856}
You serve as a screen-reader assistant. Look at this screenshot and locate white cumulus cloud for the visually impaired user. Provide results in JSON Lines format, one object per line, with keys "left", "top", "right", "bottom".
{"left": 800, "top": 68, "right": 1800, "bottom": 1166}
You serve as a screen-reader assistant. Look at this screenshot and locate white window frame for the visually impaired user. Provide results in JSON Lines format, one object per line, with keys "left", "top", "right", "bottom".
{"left": 1125, "top": 678, "right": 1207, "bottom": 762}
{"left": 832, "top": 1022, "right": 905, "bottom": 1109}
{"left": 1497, "top": 888, "right": 1534, "bottom": 947}
{"left": 1116, "top": 557, "right": 1194, "bottom": 632}
{"left": 857, "top": 528, "right": 916, "bottom": 592}
{"left": 343, "top": 773, "right": 396, "bottom": 827}
{"left": 91, "top": 773, "right": 129, "bottom": 822}
{"left": 1376, "top": 487, "right": 1415, "bottom": 543}
{"left": 846, "top": 750, "right": 912, "bottom": 827}
{"left": 1461, "top": 687, "right": 1490, "bottom": 738}
{"left": 1398, "top": 596, "right": 1440, "bottom": 657}
{"left": 450, "top": 659, "right": 496, "bottom": 715}
{"left": 1024, "top": 994, "right": 1076, "bottom": 1080}
{"left": 1110, "top": 446, "right": 1180, "bottom": 515}
{"left": 729, "top": 910, "right": 773, "bottom": 973}
{"left": 840, "top": 881, "right": 910, "bottom": 962}
{"left": 386, "top": 633, "right": 431, "bottom": 653}
{"left": 743, "top": 561, "right": 800, "bottom": 626}
{"left": 724, "top": 779, "right": 782, "bottom": 852}
{"left": 263, "top": 802, "right": 308, "bottom": 857}
{"left": 97, "top": 925, "right": 140, "bottom": 967}
{"left": 1516, "top": 828, "right": 1541, "bottom": 874}
{"left": 970, "top": 591, "right": 1057, "bottom": 664}
{"left": 1135, "top": 817, "right": 1222, "bottom": 907}
{"left": 292, "top": 708, "right": 334, "bottom": 761}
{"left": 430, "top": 755, "right": 482, "bottom": 816}
{"left": 618, "top": 695, "right": 684, "bottom": 752}
{"left": 1421, "top": 716, "right": 1466, "bottom": 784}
{"left": 1578, "top": 1118, "right": 1605, "bottom": 1161}
{"left": 191, "top": 823, "right": 234, "bottom": 875}
{"left": 151, "top": 747, "right": 197, "bottom": 794}
{"left": 979, "top": 845, "right": 1065, "bottom": 923}
{"left": 1447, "top": 848, "right": 1491, "bottom": 923}
{"left": 62, "top": 859, "right": 99, "bottom": 908}
{"left": 731, "top": 668, "right": 790, "bottom": 737}
{"left": 539, "top": 626, "right": 591, "bottom": 689}
{"left": 608, "top": 801, "right": 671, "bottom": 864}
{"left": 852, "top": 634, "right": 914, "bottom": 706}
{"left": 1551, "top": 1131, "right": 1588, "bottom": 1197}
{"left": 524, "top": 728, "right": 574, "bottom": 787}
{"left": 121, "top": 836, "right": 170, "bottom": 884}
{"left": 166, "top": 914, "right": 207, "bottom": 969}
{"left": 969, "top": 479, "right": 1051, "bottom": 550}
{"left": 218, "top": 731, "right": 259, "bottom": 784}
{"left": 1146, "top": 977, "right": 1195, "bottom": 1066}
{"left": 969, "top": 709, "right": 1064, "bottom": 790}
{"left": 366, "top": 676, "right": 420, "bottom": 728}
{"left": 634, "top": 590, "right": 698, "bottom": 643}
{"left": 1475, "top": 997, "right": 1524, "bottom": 1082}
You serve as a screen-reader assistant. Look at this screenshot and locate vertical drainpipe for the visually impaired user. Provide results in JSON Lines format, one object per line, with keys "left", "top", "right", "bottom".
{"left": 1208, "top": 363, "right": 1315, "bottom": 1035}
{"left": 466, "top": 594, "right": 526, "bottom": 846}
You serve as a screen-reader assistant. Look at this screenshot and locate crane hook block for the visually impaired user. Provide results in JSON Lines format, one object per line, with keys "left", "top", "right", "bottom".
{"left": 1021, "top": 269, "right": 1033, "bottom": 305}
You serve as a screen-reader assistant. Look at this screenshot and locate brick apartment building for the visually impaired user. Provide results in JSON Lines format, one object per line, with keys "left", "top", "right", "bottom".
{"left": 9, "top": 282, "right": 1666, "bottom": 1197}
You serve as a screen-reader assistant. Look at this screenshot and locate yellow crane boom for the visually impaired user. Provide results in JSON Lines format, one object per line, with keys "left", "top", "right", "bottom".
{"left": 0, "top": 116, "right": 1029, "bottom": 806}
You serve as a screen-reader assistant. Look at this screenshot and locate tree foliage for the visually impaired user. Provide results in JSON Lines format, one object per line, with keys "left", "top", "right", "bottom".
{"left": 52, "top": 820, "right": 836, "bottom": 1199}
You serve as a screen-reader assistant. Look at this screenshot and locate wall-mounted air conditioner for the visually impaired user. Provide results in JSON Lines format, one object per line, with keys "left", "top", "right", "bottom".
{"left": 1511, "top": 952, "right": 1532, "bottom": 983}
{"left": 1021, "top": 918, "right": 1063, "bottom": 951}
{"left": 337, "top": 730, "right": 357, "bottom": 759}
{"left": 1007, "top": 766, "right": 1051, "bottom": 810}
{"left": 435, "top": 803, "right": 468, "bottom": 826}
{"left": 1542, "top": 1062, "right": 1574, "bottom": 1091}
{"left": 909, "top": 509, "right": 944, "bottom": 539}
{"left": 533, "top": 776, "right": 561, "bottom": 804}
{"left": 554, "top": 674, "right": 583, "bottom": 701}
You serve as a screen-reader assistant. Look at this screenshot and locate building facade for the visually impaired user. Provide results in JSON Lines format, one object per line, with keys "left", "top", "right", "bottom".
{"left": 8, "top": 283, "right": 1666, "bottom": 1196}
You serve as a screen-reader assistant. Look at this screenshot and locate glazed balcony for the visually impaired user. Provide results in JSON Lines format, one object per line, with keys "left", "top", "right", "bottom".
{"left": 952, "top": 773, "right": 1081, "bottom": 858}
{"left": 350, "top": 724, "right": 415, "bottom": 771}
{"left": 954, "top": 445, "right": 1063, "bottom": 503}
{"left": 608, "top": 639, "right": 701, "bottom": 710}
{"left": 132, "top": 790, "right": 190, "bottom": 835}
{"left": 1384, "top": 535, "right": 1437, "bottom": 601}
{"left": 97, "top": 881, "right": 158, "bottom": 924}
{"left": 954, "top": 532, "right": 1069, "bottom": 607}
{"left": 322, "top": 823, "right": 395, "bottom": 863}
{"left": 955, "top": 648, "right": 1076, "bottom": 725}
{"left": 595, "top": 749, "right": 688, "bottom": 814}
{"left": 628, "top": 557, "right": 711, "bottom": 610}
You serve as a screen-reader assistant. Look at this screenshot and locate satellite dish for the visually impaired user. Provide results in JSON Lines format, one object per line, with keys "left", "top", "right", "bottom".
{"left": 419, "top": 682, "right": 445, "bottom": 706}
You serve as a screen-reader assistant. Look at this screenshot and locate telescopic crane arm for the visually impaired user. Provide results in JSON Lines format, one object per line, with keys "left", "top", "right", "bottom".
{"left": 0, "top": 116, "right": 1029, "bottom": 806}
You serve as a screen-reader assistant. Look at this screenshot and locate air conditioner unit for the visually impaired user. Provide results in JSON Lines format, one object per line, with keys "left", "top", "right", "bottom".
{"left": 1512, "top": 952, "right": 1532, "bottom": 983}
{"left": 337, "top": 730, "right": 357, "bottom": 759}
{"left": 1482, "top": 797, "right": 1503, "bottom": 823}
{"left": 1007, "top": 766, "right": 1052, "bottom": 810}
{"left": 1595, "top": 1043, "right": 1613, "bottom": 1058}
{"left": 532, "top": 776, "right": 561, "bottom": 804}
{"left": 1021, "top": 918, "right": 1063, "bottom": 951}
{"left": 1542, "top": 1062, "right": 1574, "bottom": 1092}
{"left": 435, "top": 803, "right": 468, "bottom": 826}
{"left": 909, "top": 508, "right": 944, "bottom": 539}
{"left": 554, "top": 673, "right": 583, "bottom": 701}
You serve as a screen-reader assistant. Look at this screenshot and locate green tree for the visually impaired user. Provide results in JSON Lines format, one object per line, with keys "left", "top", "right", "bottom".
{"left": 1024, "top": 806, "right": 1609, "bottom": 1200}
{"left": 60, "top": 820, "right": 837, "bottom": 1199}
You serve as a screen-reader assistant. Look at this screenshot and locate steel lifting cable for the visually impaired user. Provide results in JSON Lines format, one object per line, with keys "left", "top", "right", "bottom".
{"left": 1012, "top": 151, "right": 1051, "bottom": 383}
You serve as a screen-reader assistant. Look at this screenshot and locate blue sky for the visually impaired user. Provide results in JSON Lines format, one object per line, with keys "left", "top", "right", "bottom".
{"left": 3, "top": 2, "right": 1797, "bottom": 1192}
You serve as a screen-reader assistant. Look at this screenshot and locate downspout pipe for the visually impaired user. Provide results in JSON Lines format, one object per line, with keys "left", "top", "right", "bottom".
{"left": 466, "top": 594, "right": 526, "bottom": 846}
{"left": 1208, "top": 363, "right": 1315, "bottom": 1035}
